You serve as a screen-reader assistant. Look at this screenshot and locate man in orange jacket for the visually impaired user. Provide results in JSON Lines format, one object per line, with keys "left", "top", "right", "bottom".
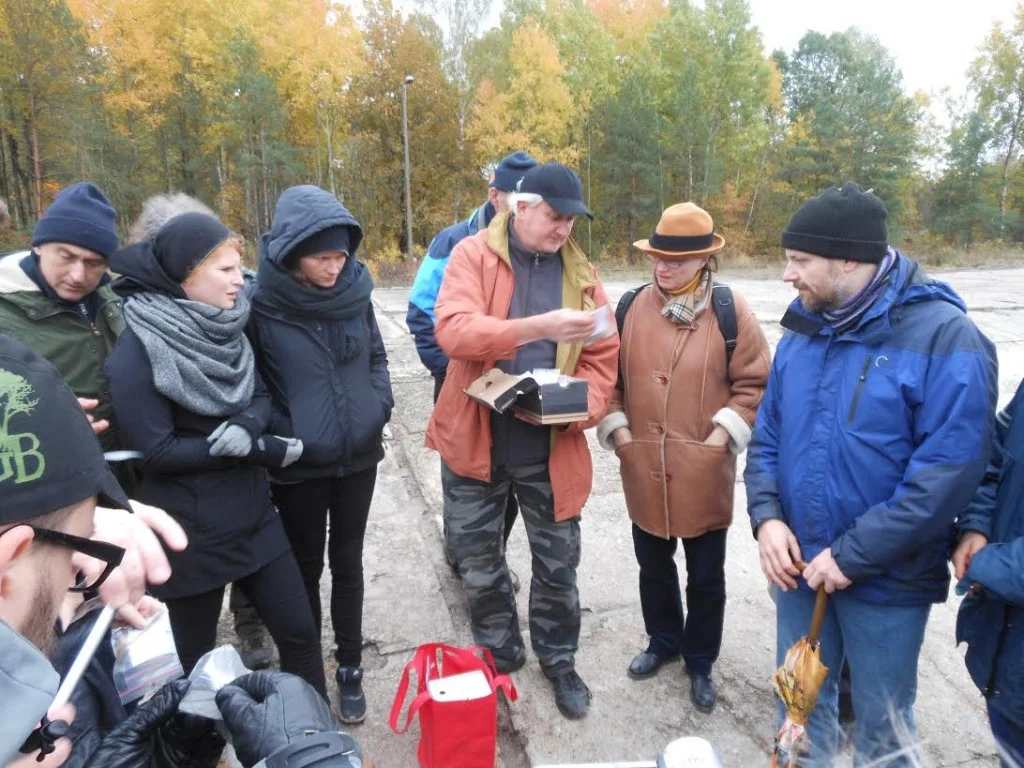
{"left": 426, "top": 163, "right": 619, "bottom": 720}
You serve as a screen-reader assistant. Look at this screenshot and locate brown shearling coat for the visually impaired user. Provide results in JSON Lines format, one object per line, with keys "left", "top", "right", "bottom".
{"left": 599, "top": 282, "right": 770, "bottom": 539}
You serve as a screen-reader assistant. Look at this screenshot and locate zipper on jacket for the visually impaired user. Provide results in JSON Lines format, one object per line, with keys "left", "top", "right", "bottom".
{"left": 847, "top": 355, "right": 873, "bottom": 424}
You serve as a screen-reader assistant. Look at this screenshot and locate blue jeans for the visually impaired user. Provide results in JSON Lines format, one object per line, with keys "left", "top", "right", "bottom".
{"left": 989, "top": 701, "right": 1024, "bottom": 768}
{"left": 776, "top": 587, "right": 931, "bottom": 767}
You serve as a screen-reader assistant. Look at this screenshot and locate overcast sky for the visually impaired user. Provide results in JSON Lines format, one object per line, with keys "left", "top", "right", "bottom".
{"left": 748, "top": 0, "right": 1020, "bottom": 100}
{"left": 347, "top": 0, "right": 1021, "bottom": 102}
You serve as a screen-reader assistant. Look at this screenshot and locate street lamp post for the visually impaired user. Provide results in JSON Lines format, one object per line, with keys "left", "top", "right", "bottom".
{"left": 401, "top": 74, "right": 415, "bottom": 257}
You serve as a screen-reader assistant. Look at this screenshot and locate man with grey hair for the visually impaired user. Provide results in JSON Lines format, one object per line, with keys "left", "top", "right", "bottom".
{"left": 426, "top": 162, "right": 619, "bottom": 719}
{"left": 409, "top": 151, "right": 538, "bottom": 581}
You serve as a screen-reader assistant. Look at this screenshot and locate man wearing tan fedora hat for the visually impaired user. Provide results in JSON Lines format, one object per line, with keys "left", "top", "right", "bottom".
{"left": 597, "top": 202, "right": 770, "bottom": 713}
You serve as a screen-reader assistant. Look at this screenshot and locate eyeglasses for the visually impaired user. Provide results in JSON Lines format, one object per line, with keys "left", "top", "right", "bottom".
{"left": 31, "top": 526, "right": 126, "bottom": 592}
{"left": 647, "top": 254, "right": 697, "bottom": 268}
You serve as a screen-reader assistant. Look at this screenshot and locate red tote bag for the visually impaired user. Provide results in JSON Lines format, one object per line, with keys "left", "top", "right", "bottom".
{"left": 389, "top": 643, "right": 517, "bottom": 768}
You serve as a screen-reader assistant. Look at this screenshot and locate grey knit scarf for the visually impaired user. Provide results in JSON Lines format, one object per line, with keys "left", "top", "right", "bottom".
{"left": 123, "top": 292, "right": 255, "bottom": 417}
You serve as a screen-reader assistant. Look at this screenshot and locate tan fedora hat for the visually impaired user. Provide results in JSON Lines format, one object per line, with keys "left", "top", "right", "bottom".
{"left": 633, "top": 202, "right": 725, "bottom": 259}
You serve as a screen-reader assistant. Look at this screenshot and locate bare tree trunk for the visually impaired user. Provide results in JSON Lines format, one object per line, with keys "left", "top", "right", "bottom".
{"left": 0, "top": 131, "right": 10, "bottom": 217}
{"left": 243, "top": 141, "right": 253, "bottom": 237}
{"left": 5, "top": 132, "right": 28, "bottom": 226}
{"left": 260, "top": 130, "right": 270, "bottom": 232}
{"left": 745, "top": 145, "right": 770, "bottom": 237}
{"left": 587, "top": 124, "right": 593, "bottom": 256}
{"left": 700, "top": 128, "right": 717, "bottom": 208}
{"left": 26, "top": 83, "right": 43, "bottom": 219}
{"left": 687, "top": 146, "right": 693, "bottom": 201}
{"left": 326, "top": 108, "right": 336, "bottom": 198}
{"left": 996, "top": 93, "right": 1024, "bottom": 236}
{"left": 315, "top": 105, "right": 323, "bottom": 188}
{"left": 659, "top": 155, "right": 665, "bottom": 212}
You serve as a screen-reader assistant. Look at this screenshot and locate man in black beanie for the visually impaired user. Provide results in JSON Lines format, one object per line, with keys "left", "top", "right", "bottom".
{"left": 744, "top": 183, "right": 998, "bottom": 766}
{"left": 0, "top": 182, "right": 128, "bottom": 462}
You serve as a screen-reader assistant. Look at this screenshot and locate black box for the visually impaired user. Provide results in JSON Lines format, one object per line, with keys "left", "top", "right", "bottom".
{"left": 464, "top": 368, "right": 589, "bottom": 425}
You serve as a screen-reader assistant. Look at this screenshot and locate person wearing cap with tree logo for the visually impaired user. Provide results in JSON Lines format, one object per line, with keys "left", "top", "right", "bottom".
{"left": 744, "top": 183, "right": 997, "bottom": 766}
{"left": 425, "top": 161, "right": 619, "bottom": 720}
{"left": 597, "top": 202, "right": 770, "bottom": 715}
{"left": 0, "top": 334, "right": 368, "bottom": 768}
{"left": 0, "top": 184, "right": 126, "bottom": 460}
{"left": 0, "top": 334, "right": 184, "bottom": 766}
{"left": 409, "top": 150, "right": 538, "bottom": 586}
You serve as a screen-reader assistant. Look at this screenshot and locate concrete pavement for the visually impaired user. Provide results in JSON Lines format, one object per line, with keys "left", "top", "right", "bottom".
{"left": 258, "top": 267, "right": 1024, "bottom": 766}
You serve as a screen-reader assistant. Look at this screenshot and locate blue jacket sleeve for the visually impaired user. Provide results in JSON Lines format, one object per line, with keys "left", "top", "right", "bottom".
{"left": 832, "top": 323, "right": 999, "bottom": 581}
{"left": 967, "top": 537, "right": 1024, "bottom": 605}
{"left": 406, "top": 237, "right": 451, "bottom": 376}
{"left": 744, "top": 351, "right": 786, "bottom": 535}
{"left": 958, "top": 383, "right": 1023, "bottom": 538}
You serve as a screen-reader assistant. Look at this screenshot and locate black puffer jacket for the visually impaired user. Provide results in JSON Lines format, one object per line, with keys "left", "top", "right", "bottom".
{"left": 105, "top": 236, "right": 289, "bottom": 599}
{"left": 249, "top": 186, "right": 393, "bottom": 482}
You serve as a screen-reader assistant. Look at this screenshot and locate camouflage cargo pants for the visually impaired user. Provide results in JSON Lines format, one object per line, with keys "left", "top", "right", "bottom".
{"left": 442, "top": 461, "right": 581, "bottom": 677}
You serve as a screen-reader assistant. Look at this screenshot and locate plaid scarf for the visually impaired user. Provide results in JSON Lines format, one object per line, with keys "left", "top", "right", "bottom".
{"left": 660, "top": 268, "right": 713, "bottom": 326}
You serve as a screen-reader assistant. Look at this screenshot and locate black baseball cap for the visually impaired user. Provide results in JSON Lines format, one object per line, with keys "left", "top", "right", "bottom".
{"left": 0, "top": 335, "right": 130, "bottom": 525}
{"left": 517, "top": 162, "right": 594, "bottom": 220}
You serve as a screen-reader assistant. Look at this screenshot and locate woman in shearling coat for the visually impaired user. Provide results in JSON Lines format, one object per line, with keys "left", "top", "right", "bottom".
{"left": 597, "top": 202, "right": 770, "bottom": 714}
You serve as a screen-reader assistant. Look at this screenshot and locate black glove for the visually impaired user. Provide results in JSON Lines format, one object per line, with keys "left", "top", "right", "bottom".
{"left": 247, "top": 435, "right": 304, "bottom": 468}
{"left": 215, "top": 671, "right": 347, "bottom": 768}
{"left": 84, "top": 679, "right": 225, "bottom": 768}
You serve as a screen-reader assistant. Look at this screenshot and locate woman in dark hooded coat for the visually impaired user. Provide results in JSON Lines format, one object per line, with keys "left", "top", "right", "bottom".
{"left": 249, "top": 186, "right": 393, "bottom": 723}
{"left": 104, "top": 212, "right": 327, "bottom": 698}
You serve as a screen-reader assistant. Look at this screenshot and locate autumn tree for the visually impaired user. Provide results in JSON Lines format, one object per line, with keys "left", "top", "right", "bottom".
{"left": 343, "top": 0, "right": 466, "bottom": 254}
{"left": 776, "top": 29, "right": 920, "bottom": 215}
{"left": 649, "top": 0, "right": 775, "bottom": 209}
{"left": 594, "top": 66, "right": 664, "bottom": 256}
{"left": 969, "top": 5, "right": 1024, "bottom": 237}
{"left": 0, "top": 0, "right": 91, "bottom": 218}
{"left": 467, "top": 23, "right": 576, "bottom": 165}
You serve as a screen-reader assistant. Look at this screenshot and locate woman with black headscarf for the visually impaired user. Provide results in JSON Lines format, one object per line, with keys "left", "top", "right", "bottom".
{"left": 249, "top": 186, "right": 393, "bottom": 723}
{"left": 104, "top": 212, "right": 327, "bottom": 698}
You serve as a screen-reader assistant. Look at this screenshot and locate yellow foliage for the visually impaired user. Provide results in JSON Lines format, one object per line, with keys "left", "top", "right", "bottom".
{"left": 586, "top": 0, "right": 667, "bottom": 53}
{"left": 467, "top": 23, "right": 577, "bottom": 165}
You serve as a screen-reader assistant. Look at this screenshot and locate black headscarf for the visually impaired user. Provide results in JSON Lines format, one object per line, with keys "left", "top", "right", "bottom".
{"left": 111, "top": 212, "right": 234, "bottom": 298}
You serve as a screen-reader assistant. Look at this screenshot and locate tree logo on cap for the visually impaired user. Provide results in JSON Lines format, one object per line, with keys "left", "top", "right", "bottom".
{"left": 0, "top": 369, "right": 45, "bottom": 484}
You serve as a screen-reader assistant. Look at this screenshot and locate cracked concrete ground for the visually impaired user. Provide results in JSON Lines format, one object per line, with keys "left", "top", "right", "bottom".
{"left": 220, "top": 266, "right": 1021, "bottom": 767}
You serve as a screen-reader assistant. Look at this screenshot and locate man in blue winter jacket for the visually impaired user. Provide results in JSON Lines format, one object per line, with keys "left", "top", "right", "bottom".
{"left": 955, "top": 382, "right": 1024, "bottom": 767}
{"left": 407, "top": 150, "right": 536, "bottom": 573}
{"left": 744, "top": 183, "right": 998, "bottom": 767}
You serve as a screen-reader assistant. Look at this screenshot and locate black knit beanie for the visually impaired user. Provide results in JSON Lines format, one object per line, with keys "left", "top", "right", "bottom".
{"left": 32, "top": 182, "right": 120, "bottom": 258}
{"left": 154, "top": 212, "right": 234, "bottom": 282}
{"left": 282, "top": 226, "right": 351, "bottom": 270}
{"left": 781, "top": 183, "right": 888, "bottom": 263}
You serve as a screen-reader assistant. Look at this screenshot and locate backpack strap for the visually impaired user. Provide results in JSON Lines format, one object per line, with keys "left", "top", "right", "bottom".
{"left": 711, "top": 283, "right": 738, "bottom": 367}
{"left": 614, "top": 283, "right": 650, "bottom": 336}
{"left": 614, "top": 283, "right": 650, "bottom": 390}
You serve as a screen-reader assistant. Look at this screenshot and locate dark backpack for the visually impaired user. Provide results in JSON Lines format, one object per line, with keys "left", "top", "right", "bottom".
{"left": 614, "top": 282, "right": 739, "bottom": 366}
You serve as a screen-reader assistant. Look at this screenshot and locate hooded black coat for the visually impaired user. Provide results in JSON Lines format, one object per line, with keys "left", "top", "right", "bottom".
{"left": 249, "top": 186, "right": 393, "bottom": 482}
{"left": 105, "top": 236, "right": 288, "bottom": 599}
